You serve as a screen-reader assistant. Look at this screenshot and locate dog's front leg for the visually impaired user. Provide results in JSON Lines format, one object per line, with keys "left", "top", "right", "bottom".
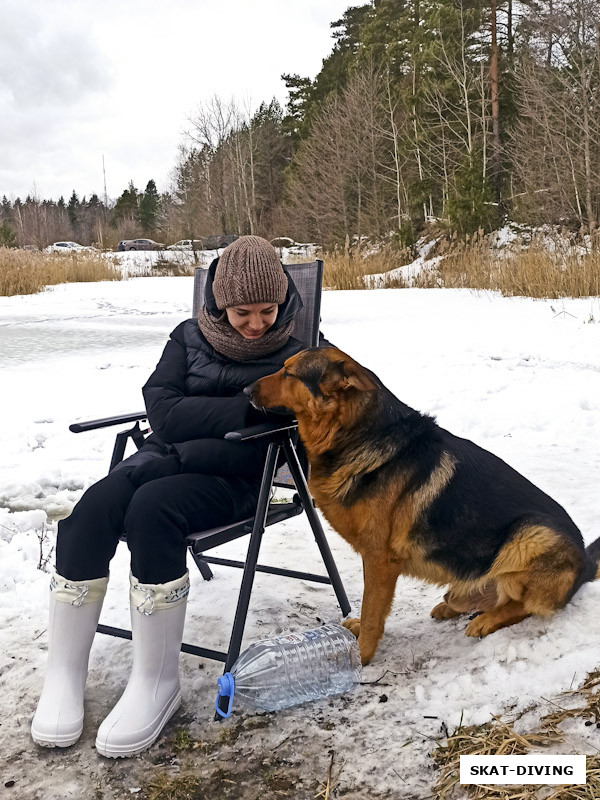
{"left": 354, "top": 554, "right": 399, "bottom": 665}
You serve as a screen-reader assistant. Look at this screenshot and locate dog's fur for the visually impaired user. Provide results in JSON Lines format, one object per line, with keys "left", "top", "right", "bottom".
{"left": 248, "top": 347, "right": 600, "bottom": 664}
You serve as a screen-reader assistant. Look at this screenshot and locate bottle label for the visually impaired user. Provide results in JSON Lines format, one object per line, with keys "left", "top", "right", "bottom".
{"left": 275, "top": 629, "right": 323, "bottom": 645}
{"left": 275, "top": 633, "right": 304, "bottom": 644}
{"left": 302, "top": 630, "right": 321, "bottom": 641}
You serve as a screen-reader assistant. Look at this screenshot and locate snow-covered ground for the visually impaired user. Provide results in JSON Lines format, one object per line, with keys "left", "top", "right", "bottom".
{"left": 105, "top": 242, "right": 318, "bottom": 277}
{"left": 363, "top": 237, "right": 442, "bottom": 287}
{"left": 2, "top": 276, "right": 600, "bottom": 798}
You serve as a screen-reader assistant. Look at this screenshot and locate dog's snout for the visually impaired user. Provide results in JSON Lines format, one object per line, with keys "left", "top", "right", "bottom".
{"left": 243, "top": 384, "right": 254, "bottom": 398}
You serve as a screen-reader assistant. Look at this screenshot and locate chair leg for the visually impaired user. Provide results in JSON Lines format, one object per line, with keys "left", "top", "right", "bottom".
{"left": 283, "top": 439, "right": 351, "bottom": 618}
{"left": 215, "top": 442, "right": 281, "bottom": 719}
{"left": 190, "top": 550, "right": 214, "bottom": 581}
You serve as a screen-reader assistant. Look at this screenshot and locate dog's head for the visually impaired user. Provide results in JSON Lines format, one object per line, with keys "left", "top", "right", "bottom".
{"left": 246, "top": 347, "right": 376, "bottom": 424}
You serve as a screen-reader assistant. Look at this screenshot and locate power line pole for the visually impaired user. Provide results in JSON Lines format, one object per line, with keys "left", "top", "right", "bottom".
{"left": 101, "top": 155, "right": 109, "bottom": 249}
{"left": 102, "top": 155, "right": 109, "bottom": 208}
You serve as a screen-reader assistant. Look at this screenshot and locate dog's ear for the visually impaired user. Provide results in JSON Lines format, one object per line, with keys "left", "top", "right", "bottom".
{"left": 323, "top": 359, "right": 374, "bottom": 394}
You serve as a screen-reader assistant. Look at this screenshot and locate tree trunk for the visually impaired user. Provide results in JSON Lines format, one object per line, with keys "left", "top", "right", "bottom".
{"left": 546, "top": 0, "right": 554, "bottom": 68}
{"left": 578, "top": 4, "right": 596, "bottom": 230}
{"left": 490, "top": 0, "right": 501, "bottom": 203}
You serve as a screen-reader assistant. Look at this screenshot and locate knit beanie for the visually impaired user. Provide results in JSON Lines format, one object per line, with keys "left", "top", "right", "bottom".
{"left": 212, "top": 235, "right": 288, "bottom": 310}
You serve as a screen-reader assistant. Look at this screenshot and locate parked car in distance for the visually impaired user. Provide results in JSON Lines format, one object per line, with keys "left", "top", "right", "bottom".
{"left": 270, "top": 237, "right": 295, "bottom": 248}
{"left": 218, "top": 234, "right": 238, "bottom": 248}
{"left": 166, "top": 239, "right": 204, "bottom": 251}
{"left": 44, "top": 241, "right": 88, "bottom": 254}
{"left": 203, "top": 234, "right": 239, "bottom": 250}
{"left": 117, "top": 238, "right": 165, "bottom": 251}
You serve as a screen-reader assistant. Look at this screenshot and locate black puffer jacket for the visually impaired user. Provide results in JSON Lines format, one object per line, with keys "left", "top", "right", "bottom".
{"left": 140, "top": 319, "right": 304, "bottom": 479}
{"left": 120, "top": 267, "right": 309, "bottom": 482}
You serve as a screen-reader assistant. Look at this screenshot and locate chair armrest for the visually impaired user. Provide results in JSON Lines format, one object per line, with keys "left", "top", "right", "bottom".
{"left": 224, "top": 420, "right": 298, "bottom": 442}
{"left": 69, "top": 411, "right": 147, "bottom": 433}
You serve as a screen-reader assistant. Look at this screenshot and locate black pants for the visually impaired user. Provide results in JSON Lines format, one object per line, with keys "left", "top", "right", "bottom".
{"left": 56, "top": 467, "right": 260, "bottom": 584}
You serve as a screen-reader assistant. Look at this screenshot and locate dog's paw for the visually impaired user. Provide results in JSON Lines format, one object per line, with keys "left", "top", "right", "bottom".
{"left": 358, "top": 641, "right": 375, "bottom": 666}
{"left": 465, "top": 612, "right": 494, "bottom": 638}
{"left": 430, "top": 601, "right": 462, "bottom": 620}
{"left": 342, "top": 617, "right": 361, "bottom": 638}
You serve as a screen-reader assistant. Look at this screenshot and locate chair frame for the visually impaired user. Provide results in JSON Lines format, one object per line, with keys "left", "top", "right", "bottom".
{"left": 69, "top": 261, "right": 351, "bottom": 714}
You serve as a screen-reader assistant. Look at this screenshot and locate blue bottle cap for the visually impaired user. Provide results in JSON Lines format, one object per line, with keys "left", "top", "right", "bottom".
{"left": 215, "top": 672, "right": 235, "bottom": 718}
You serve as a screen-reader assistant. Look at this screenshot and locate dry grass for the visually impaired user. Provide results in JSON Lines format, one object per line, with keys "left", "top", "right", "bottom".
{"left": 0, "top": 248, "right": 122, "bottom": 296}
{"left": 320, "top": 244, "right": 412, "bottom": 290}
{"left": 146, "top": 772, "right": 203, "bottom": 800}
{"left": 150, "top": 256, "right": 196, "bottom": 277}
{"left": 432, "top": 670, "right": 600, "bottom": 800}
{"left": 314, "top": 233, "right": 600, "bottom": 298}
{"left": 541, "top": 670, "right": 600, "bottom": 734}
{"left": 5, "top": 234, "right": 599, "bottom": 301}
{"left": 414, "top": 236, "right": 600, "bottom": 299}
{"left": 432, "top": 717, "right": 563, "bottom": 799}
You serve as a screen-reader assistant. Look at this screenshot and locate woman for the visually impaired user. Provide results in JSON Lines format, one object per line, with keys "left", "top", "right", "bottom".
{"left": 31, "top": 236, "right": 310, "bottom": 758}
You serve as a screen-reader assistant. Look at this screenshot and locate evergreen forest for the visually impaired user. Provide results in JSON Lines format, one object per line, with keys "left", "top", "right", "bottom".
{"left": 2, "top": 0, "right": 599, "bottom": 250}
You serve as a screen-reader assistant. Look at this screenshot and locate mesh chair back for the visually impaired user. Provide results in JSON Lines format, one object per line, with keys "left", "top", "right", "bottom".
{"left": 192, "top": 261, "right": 323, "bottom": 348}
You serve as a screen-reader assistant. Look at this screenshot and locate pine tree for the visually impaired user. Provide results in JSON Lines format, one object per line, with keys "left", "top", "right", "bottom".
{"left": 67, "top": 190, "right": 80, "bottom": 234}
{"left": 281, "top": 74, "right": 314, "bottom": 141}
{"left": 1, "top": 196, "right": 11, "bottom": 220}
{"left": 111, "top": 181, "right": 139, "bottom": 226}
{"left": 138, "top": 179, "right": 160, "bottom": 234}
{"left": 250, "top": 100, "right": 291, "bottom": 235}
{"left": 0, "top": 220, "right": 16, "bottom": 247}
{"left": 172, "top": 146, "right": 208, "bottom": 241}
{"left": 282, "top": 4, "right": 373, "bottom": 142}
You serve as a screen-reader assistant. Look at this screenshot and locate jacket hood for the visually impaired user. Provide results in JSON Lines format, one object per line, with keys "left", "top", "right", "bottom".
{"left": 203, "top": 257, "right": 303, "bottom": 330}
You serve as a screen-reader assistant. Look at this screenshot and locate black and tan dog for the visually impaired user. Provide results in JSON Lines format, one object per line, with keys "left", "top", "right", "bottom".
{"left": 247, "top": 346, "right": 600, "bottom": 665}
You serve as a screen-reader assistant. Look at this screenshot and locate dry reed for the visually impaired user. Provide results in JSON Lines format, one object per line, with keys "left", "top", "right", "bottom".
{"left": 320, "top": 244, "right": 412, "bottom": 290}
{"left": 0, "top": 248, "right": 122, "bottom": 296}
{"left": 315, "top": 233, "right": 600, "bottom": 298}
{"left": 414, "top": 236, "right": 600, "bottom": 298}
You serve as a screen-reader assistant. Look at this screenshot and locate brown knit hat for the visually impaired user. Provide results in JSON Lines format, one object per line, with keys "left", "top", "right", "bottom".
{"left": 212, "top": 235, "right": 288, "bottom": 310}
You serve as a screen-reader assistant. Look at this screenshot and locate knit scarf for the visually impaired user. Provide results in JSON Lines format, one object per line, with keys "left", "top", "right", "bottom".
{"left": 197, "top": 306, "right": 294, "bottom": 363}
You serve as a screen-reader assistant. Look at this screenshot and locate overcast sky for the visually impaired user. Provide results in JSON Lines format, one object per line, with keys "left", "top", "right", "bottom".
{"left": 1, "top": 0, "right": 355, "bottom": 202}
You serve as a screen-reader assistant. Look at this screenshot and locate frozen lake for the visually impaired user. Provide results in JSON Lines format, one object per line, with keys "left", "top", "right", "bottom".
{"left": 0, "top": 279, "right": 193, "bottom": 368}
{"left": 0, "top": 318, "right": 173, "bottom": 366}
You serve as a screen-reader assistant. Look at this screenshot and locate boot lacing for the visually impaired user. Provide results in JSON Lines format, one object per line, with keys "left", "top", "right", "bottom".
{"left": 64, "top": 583, "right": 89, "bottom": 606}
{"left": 134, "top": 584, "right": 155, "bottom": 615}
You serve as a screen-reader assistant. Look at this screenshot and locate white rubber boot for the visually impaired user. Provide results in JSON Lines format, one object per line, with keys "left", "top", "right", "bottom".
{"left": 95, "top": 570, "right": 189, "bottom": 758}
{"left": 31, "top": 572, "right": 108, "bottom": 748}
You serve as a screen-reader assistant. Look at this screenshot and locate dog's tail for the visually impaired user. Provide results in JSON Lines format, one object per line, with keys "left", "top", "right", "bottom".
{"left": 585, "top": 536, "right": 600, "bottom": 580}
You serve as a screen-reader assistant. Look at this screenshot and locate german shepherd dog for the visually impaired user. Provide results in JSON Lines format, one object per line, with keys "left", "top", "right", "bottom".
{"left": 247, "top": 347, "right": 600, "bottom": 665}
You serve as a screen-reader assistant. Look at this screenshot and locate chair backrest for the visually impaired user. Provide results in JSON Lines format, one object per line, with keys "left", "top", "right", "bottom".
{"left": 192, "top": 261, "right": 323, "bottom": 348}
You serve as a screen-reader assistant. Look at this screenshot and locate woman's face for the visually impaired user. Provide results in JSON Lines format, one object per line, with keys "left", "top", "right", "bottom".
{"left": 225, "top": 302, "right": 279, "bottom": 340}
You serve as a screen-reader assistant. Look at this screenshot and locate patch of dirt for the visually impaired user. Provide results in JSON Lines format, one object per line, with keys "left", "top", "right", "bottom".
{"left": 3, "top": 706, "right": 393, "bottom": 800}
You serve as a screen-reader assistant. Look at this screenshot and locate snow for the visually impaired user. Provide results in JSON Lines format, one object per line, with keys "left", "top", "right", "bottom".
{"left": 2, "top": 275, "right": 600, "bottom": 797}
{"left": 104, "top": 242, "right": 318, "bottom": 277}
{"left": 363, "top": 237, "right": 442, "bottom": 287}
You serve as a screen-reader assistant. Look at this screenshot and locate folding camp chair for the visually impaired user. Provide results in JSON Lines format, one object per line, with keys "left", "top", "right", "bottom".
{"left": 69, "top": 261, "right": 351, "bottom": 715}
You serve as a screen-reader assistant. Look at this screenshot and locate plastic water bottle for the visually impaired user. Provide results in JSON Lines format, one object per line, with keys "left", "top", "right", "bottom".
{"left": 215, "top": 623, "right": 361, "bottom": 717}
